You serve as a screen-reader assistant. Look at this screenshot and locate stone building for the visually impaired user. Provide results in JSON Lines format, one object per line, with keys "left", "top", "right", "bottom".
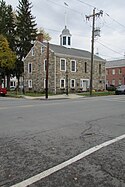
{"left": 24, "top": 26, "right": 106, "bottom": 94}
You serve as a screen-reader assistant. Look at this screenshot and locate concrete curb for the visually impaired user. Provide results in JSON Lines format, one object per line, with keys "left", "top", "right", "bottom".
{"left": 23, "top": 94, "right": 84, "bottom": 100}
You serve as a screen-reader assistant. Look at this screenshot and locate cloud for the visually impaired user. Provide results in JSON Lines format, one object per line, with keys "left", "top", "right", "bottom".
{"left": 5, "top": 0, "right": 125, "bottom": 60}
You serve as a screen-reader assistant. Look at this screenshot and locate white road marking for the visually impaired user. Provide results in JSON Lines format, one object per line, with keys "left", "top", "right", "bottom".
{"left": 11, "top": 134, "right": 125, "bottom": 187}
{"left": 0, "top": 104, "right": 34, "bottom": 110}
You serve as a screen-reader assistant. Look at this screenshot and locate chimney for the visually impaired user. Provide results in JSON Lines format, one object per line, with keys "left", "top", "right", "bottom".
{"left": 37, "top": 33, "right": 44, "bottom": 43}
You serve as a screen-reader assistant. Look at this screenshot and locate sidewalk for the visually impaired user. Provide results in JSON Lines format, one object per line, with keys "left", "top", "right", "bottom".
{"left": 23, "top": 94, "right": 84, "bottom": 100}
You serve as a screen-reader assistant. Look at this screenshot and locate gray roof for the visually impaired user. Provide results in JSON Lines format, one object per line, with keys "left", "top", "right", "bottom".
{"left": 106, "top": 59, "right": 125, "bottom": 68}
{"left": 44, "top": 42, "right": 104, "bottom": 61}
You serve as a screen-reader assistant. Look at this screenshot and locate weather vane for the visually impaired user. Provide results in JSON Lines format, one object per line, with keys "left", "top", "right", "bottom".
{"left": 64, "top": 2, "right": 69, "bottom": 27}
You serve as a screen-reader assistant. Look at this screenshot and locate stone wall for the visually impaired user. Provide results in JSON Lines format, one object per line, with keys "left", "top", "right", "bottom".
{"left": 55, "top": 55, "right": 105, "bottom": 93}
{"left": 24, "top": 42, "right": 106, "bottom": 94}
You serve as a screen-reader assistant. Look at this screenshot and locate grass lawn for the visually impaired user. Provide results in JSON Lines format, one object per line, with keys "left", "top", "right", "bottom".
{"left": 6, "top": 90, "right": 115, "bottom": 98}
{"left": 78, "top": 91, "right": 115, "bottom": 97}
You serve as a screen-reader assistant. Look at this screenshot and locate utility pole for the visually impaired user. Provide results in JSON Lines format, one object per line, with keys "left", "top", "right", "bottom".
{"left": 66, "top": 70, "right": 68, "bottom": 95}
{"left": 86, "top": 8, "right": 103, "bottom": 96}
{"left": 45, "top": 42, "right": 49, "bottom": 99}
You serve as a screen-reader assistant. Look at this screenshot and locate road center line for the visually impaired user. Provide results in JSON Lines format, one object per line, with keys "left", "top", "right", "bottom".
{"left": 11, "top": 134, "right": 125, "bottom": 187}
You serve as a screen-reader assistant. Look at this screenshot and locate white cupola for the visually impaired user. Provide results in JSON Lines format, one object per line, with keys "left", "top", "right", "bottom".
{"left": 60, "top": 26, "right": 72, "bottom": 48}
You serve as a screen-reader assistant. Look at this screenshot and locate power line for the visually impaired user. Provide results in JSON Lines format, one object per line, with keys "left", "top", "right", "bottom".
{"left": 46, "top": 0, "right": 125, "bottom": 32}
{"left": 105, "top": 13, "right": 125, "bottom": 29}
{"left": 46, "top": 0, "right": 84, "bottom": 16}
{"left": 74, "top": 0, "right": 94, "bottom": 8}
{"left": 98, "top": 53, "right": 123, "bottom": 60}
{"left": 96, "top": 41, "right": 124, "bottom": 56}
{"left": 41, "top": 27, "right": 124, "bottom": 57}
{"left": 46, "top": 0, "right": 64, "bottom": 8}
{"left": 75, "top": 0, "right": 125, "bottom": 30}
{"left": 44, "top": 0, "right": 125, "bottom": 59}
{"left": 98, "top": 38, "right": 125, "bottom": 52}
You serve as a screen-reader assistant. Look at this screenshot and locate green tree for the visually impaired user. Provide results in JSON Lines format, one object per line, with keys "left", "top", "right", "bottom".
{"left": 16, "top": 0, "right": 37, "bottom": 82}
{"left": 0, "top": 0, "right": 7, "bottom": 35}
{"left": 0, "top": 0, "right": 16, "bottom": 51}
{"left": 5, "top": 5, "right": 16, "bottom": 51}
{"left": 0, "top": 34, "right": 16, "bottom": 86}
{"left": 0, "top": 0, "right": 16, "bottom": 87}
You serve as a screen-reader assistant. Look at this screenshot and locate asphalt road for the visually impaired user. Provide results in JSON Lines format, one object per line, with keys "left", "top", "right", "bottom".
{"left": 0, "top": 95, "right": 125, "bottom": 187}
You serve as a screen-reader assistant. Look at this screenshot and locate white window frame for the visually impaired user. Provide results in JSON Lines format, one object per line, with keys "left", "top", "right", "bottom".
{"left": 60, "top": 79, "right": 65, "bottom": 88}
{"left": 10, "top": 81, "right": 16, "bottom": 87}
{"left": 60, "top": 58, "right": 66, "bottom": 71}
{"left": 41, "top": 46, "right": 44, "bottom": 54}
{"left": 112, "top": 69, "right": 115, "bottom": 75}
{"left": 28, "top": 63, "right": 32, "bottom": 74}
{"left": 63, "top": 36, "right": 66, "bottom": 45}
{"left": 118, "top": 79, "right": 122, "bottom": 85}
{"left": 28, "top": 79, "right": 32, "bottom": 88}
{"left": 68, "top": 36, "right": 71, "bottom": 46}
{"left": 112, "top": 79, "right": 115, "bottom": 85}
{"left": 119, "top": 68, "right": 122, "bottom": 74}
{"left": 70, "top": 60, "right": 76, "bottom": 72}
{"left": 31, "top": 47, "right": 34, "bottom": 56}
{"left": 70, "top": 79, "right": 75, "bottom": 88}
{"left": 44, "top": 59, "right": 47, "bottom": 72}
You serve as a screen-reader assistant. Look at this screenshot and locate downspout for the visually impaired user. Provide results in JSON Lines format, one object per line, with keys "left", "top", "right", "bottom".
{"left": 54, "top": 55, "right": 57, "bottom": 94}
{"left": 105, "top": 61, "right": 106, "bottom": 90}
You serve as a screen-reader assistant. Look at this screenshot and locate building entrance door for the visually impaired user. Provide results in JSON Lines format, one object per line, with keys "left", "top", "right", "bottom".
{"left": 80, "top": 79, "right": 89, "bottom": 91}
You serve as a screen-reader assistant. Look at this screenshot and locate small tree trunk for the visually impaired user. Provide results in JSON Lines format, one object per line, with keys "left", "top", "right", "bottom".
{"left": 7, "top": 73, "right": 10, "bottom": 90}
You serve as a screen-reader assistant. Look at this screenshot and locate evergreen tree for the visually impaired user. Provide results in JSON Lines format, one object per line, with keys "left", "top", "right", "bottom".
{"left": 16, "top": 0, "right": 37, "bottom": 82}
{"left": 5, "top": 5, "right": 16, "bottom": 51}
{"left": 16, "top": 0, "right": 37, "bottom": 59}
{"left": 0, "top": 0, "right": 7, "bottom": 35}
{"left": 0, "top": 0, "right": 16, "bottom": 51}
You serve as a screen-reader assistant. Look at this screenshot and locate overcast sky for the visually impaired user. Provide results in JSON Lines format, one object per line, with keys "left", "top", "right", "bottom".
{"left": 5, "top": 0, "right": 125, "bottom": 60}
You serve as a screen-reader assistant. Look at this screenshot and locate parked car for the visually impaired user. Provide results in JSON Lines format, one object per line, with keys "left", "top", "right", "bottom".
{"left": 115, "top": 85, "right": 125, "bottom": 95}
{"left": 0, "top": 85, "right": 7, "bottom": 96}
{"left": 106, "top": 84, "right": 116, "bottom": 91}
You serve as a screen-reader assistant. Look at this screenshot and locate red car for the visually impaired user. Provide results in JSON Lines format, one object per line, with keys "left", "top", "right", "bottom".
{"left": 0, "top": 85, "right": 7, "bottom": 96}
